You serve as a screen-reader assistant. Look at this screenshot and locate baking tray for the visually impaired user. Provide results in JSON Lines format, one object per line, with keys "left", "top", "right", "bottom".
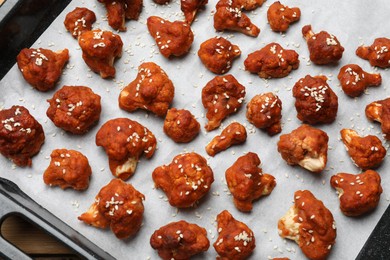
{"left": 0, "top": 0, "right": 389, "bottom": 259}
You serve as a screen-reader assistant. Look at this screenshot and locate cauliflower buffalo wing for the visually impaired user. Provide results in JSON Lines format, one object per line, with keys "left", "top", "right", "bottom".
{"left": 246, "top": 92, "right": 282, "bottom": 136}
{"left": 16, "top": 48, "right": 69, "bottom": 91}
{"left": 214, "top": 210, "right": 256, "bottom": 260}
{"left": 119, "top": 62, "right": 174, "bottom": 117}
{"left": 293, "top": 75, "right": 338, "bottom": 125}
{"left": 0, "top": 106, "right": 45, "bottom": 167}
{"left": 78, "top": 179, "right": 145, "bottom": 239}
{"left": 244, "top": 43, "right": 299, "bottom": 79}
{"left": 46, "top": 85, "right": 101, "bottom": 134}
{"left": 338, "top": 64, "right": 381, "bottom": 97}
{"left": 365, "top": 97, "right": 390, "bottom": 140}
{"left": 78, "top": 29, "right": 123, "bottom": 78}
{"left": 267, "top": 1, "right": 300, "bottom": 32}
{"left": 64, "top": 7, "right": 96, "bottom": 38}
{"left": 43, "top": 149, "right": 91, "bottom": 190}
{"left": 152, "top": 152, "right": 214, "bottom": 208}
{"left": 330, "top": 170, "right": 382, "bottom": 217}
{"left": 95, "top": 118, "right": 156, "bottom": 180}
{"left": 202, "top": 75, "right": 246, "bottom": 131}
{"left": 278, "top": 190, "right": 336, "bottom": 260}
{"left": 181, "top": 0, "right": 208, "bottom": 24}
{"left": 150, "top": 220, "right": 210, "bottom": 260}
{"left": 214, "top": 0, "right": 260, "bottom": 37}
{"left": 205, "top": 122, "right": 247, "bottom": 156}
{"left": 198, "top": 36, "right": 241, "bottom": 74}
{"left": 302, "top": 25, "right": 344, "bottom": 65}
{"left": 356, "top": 37, "right": 390, "bottom": 68}
{"left": 225, "top": 152, "right": 276, "bottom": 211}
{"left": 147, "top": 16, "right": 194, "bottom": 58}
{"left": 98, "top": 0, "right": 142, "bottom": 31}
{"left": 277, "top": 124, "right": 328, "bottom": 173}
{"left": 340, "top": 128, "right": 386, "bottom": 169}
{"left": 163, "top": 108, "right": 200, "bottom": 143}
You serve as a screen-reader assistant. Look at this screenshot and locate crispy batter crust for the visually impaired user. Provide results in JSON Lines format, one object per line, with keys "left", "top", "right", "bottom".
{"left": 267, "top": 1, "right": 300, "bottom": 32}
{"left": 150, "top": 220, "right": 210, "bottom": 260}
{"left": 0, "top": 106, "right": 45, "bottom": 167}
{"left": 16, "top": 48, "right": 69, "bottom": 91}
{"left": 202, "top": 75, "right": 246, "bottom": 131}
{"left": 78, "top": 29, "right": 123, "bottom": 78}
{"left": 214, "top": 210, "right": 256, "bottom": 260}
{"left": 277, "top": 124, "right": 328, "bottom": 173}
{"left": 119, "top": 62, "right": 174, "bottom": 116}
{"left": 198, "top": 36, "right": 241, "bottom": 74}
{"left": 163, "top": 108, "right": 200, "bottom": 143}
{"left": 43, "top": 149, "right": 91, "bottom": 190}
{"left": 96, "top": 118, "right": 156, "bottom": 180}
{"left": 302, "top": 25, "right": 344, "bottom": 65}
{"left": 214, "top": 0, "right": 260, "bottom": 37}
{"left": 365, "top": 97, "right": 390, "bottom": 140}
{"left": 46, "top": 85, "right": 101, "bottom": 134}
{"left": 147, "top": 16, "right": 194, "bottom": 58}
{"left": 152, "top": 152, "right": 214, "bottom": 208}
{"left": 293, "top": 75, "right": 338, "bottom": 124}
{"left": 338, "top": 64, "right": 381, "bottom": 97}
{"left": 330, "top": 170, "right": 382, "bottom": 217}
{"left": 244, "top": 43, "right": 299, "bottom": 78}
{"left": 278, "top": 190, "right": 336, "bottom": 260}
{"left": 340, "top": 128, "right": 386, "bottom": 169}
{"left": 78, "top": 179, "right": 145, "bottom": 239}
{"left": 225, "top": 152, "right": 276, "bottom": 211}
{"left": 206, "top": 122, "right": 247, "bottom": 156}
{"left": 356, "top": 37, "right": 390, "bottom": 68}
{"left": 246, "top": 92, "right": 282, "bottom": 135}
{"left": 64, "top": 7, "right": 96, "bottom": 38}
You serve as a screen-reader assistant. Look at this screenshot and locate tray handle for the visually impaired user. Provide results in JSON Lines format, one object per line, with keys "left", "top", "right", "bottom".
{"left": 0, "top": 177, "right": 115, "bottom": 260}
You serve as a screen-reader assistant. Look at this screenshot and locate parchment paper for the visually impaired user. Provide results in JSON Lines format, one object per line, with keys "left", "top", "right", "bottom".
{"left": 1, "top": 0, "right": 390, "bottom": 259}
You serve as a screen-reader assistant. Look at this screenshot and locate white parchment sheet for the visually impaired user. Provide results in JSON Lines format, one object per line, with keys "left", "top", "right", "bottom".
{"left": 1, "top": 0, "right": 390, "bottom": 259}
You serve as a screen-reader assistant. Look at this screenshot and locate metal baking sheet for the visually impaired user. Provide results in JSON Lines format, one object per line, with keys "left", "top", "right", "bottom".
{"left": 1, "top": 0, "right": 390, "bottom": 259}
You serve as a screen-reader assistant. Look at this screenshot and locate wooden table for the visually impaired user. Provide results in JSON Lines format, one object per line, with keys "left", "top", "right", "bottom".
{"left": 1, "top": 214, "right": 79, "bottom": 259}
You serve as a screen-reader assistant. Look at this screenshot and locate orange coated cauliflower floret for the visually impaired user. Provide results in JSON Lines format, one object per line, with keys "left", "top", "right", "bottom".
{"left": 206, "top": 122, "right": 247, "bottom": 156}
{"left": 365, "top": 97, "right": 390, "bottom": 140}
{"left": 202, "top": 75, "right": 246, "bottom": 131}
{"left": 330, "top": 170, "right": 382, "bottom": 217}
{"left": 198, "top": 36, "right": 241, "bottom": 74}
{"left": 147, "top": 16, "right": 194, "bottom": 58}
{"left": 150, "top": 220, "right": 210, "bottom": 260}
{"left": 152, "top": 152, "right": 214, "bottom": 208}
{"left": 244, "top": 43, "right": 299, "bottom": 79}
{"left": 267, "top": 1, "right": 300, "bottom": 32}
{"left": 78, "top": 29, "right": 123, "bottom": 78}
{"left": 214, "top": 0, "right": 260, "bottom": 37}
{"left": 226, "top": 152, "right": 276, "bottom": 211}
{"left": 246, "top": 92, "right": 282, "bottom": 136}
{"left": 356, "top": 38, "right": 390, "bottom": 68}
{"left": 119, "top": 62, "right": 174, "bottom": 117}
{"left": 277, "top": 124, "right": 328, "bottom": 173}
{"left": 302, "top": 25, "right": 344, "bottom": 65}
{"left": 214, "top": 210, "right": 256, "bottom": 260}
{"left": 338, "top": 64, "right": 381, "bottom": 97}
{"left": 278, "top": 190, "right": 336, "bottom": 260}
{"left": 95, "top": 118, "right": 156, "bottom": 180}
{"left": 78, "top": 179, "right": 145, "bottom": 239}
{"left": 163, "top": 108, "right": 200, "bottom": 143}
{"left": 293, "top": 75, "right": 338, "bottom": 125}
{"left": 340, "top": 128, "right": 386, "bottom": 169}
